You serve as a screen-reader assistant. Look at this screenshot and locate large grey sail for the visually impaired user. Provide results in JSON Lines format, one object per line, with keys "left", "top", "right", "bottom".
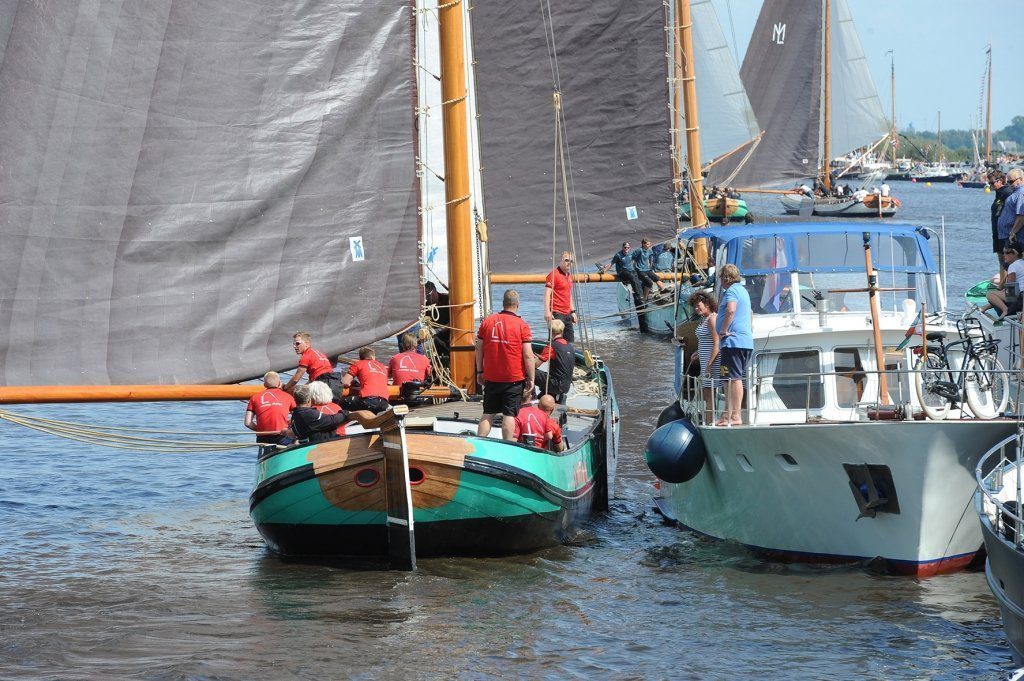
{"left": 471, "top": 0, "right": 675, "bottom": 274}
{"left": 0, "top": 1, "right": 420, "bottom": 386}
{"left": 829, "top": 0, "right": 889, "bottom": 157}
{"left": 715, "top": 0, "right": 823, "bottom": 188}
{"left": 690, "top": 0, "right": 761, "bottom": 185}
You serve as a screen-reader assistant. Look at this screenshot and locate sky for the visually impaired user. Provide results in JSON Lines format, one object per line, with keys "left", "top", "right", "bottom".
{"left": 710, "top": 0, "right": 1017, "bottom": 133}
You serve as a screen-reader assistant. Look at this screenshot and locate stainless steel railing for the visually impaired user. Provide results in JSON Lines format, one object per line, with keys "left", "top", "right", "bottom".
{"left": 976, "top": 431, "right": 1024, "bottom": 553}
{"left": 679, "top": 365, "right": 1020, "bottom": 427}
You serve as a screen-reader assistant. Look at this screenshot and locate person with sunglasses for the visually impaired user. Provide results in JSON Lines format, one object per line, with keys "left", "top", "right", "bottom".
{"left": 283, "top": 331, "right": 342, "bottom": 397}
{"left": 981, "top": 243, "right": 1024, "bottom": 321}
{"left": 544, "top": 251, "right": 577, "bottom": 342}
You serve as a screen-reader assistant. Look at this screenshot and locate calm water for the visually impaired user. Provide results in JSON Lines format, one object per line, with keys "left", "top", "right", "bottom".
{"left": 1, "top": 182, "right": 1018, "bottom": 679}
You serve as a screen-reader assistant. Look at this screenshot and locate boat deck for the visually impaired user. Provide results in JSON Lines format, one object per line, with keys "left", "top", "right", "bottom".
{"left": 404, "top": 389, "right": 604, "bottom": 449}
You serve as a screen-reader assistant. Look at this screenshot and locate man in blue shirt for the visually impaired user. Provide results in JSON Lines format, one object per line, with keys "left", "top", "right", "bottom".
{"left": 1002, "top": 168, "right": 1024, "bottom": 247}
{"left": 632, "top": 237, "right": 668, "bottom": 299}
{"left": 599, "top": 242, "right": 644, "bottom": 307}
{"left": 715, "top": 264, "right": 753, "bottom": 426}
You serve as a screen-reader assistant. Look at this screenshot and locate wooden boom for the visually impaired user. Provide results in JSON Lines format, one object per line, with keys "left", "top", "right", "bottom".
{"left": 491, "top": 272, "right": 686, "bottom": 284}
{"left": 0, "top": 384, "right": 456, "bottom": 405}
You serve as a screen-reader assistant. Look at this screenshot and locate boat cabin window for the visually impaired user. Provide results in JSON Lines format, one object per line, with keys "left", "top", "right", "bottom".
{"left": 754, "top": 350, "right": 823, "bottom": 410}
{"left": 834, "top": 347, "right": 867, "bottom": 407}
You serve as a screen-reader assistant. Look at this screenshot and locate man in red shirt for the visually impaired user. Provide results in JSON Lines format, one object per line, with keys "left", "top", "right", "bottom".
{"left": 389, "top": 333, "right": 432, "bottom": 388}
{"left": 244, "top": 371, "right": 297, "bottom": 445}
{"left": 544, "top": 250, "right": 577, "bottom": 342}
{"left": 513, "top": 394, "right": 564, "bottom": 451}
{"left": 342, "top": 346, "right": 390, "bottom": 414}
{"left": 283, "top": 332, "right": 342, "bottom": 398}
{"left": 475, "top": 289, "right": 534, "bottom": 439}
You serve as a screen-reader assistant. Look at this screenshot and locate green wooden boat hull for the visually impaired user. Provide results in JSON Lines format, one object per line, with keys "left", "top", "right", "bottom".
{"left": 249, "top": 359, "right": 616, "bottom": 558}
{"left": 678, "top": 197, "right": 750, "bottom": 223}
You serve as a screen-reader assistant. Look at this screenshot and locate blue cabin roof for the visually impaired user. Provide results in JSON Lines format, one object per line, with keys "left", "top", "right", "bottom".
{"left": 677, "top": 223, "right": 938, "bottom": 275}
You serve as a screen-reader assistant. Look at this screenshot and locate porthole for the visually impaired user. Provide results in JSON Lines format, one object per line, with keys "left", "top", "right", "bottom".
{"left": 736, "top": 454, "right": 754, "bottom": 472}
{"left": 775, "top": 453, "right": 799, "bottom": 470}
{"left": 409, "top": 467, "right": 426, "bottom": 485}
{"left": 354, "top": 468, "right": 380, "bottom": 488}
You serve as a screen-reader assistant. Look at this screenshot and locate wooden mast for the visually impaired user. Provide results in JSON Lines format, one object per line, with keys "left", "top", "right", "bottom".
{"left": 985, "top": 45, "right": 992, "bottom": 164}
{"left": 671, "top": 2, "right": 685, "bottom": 196}
{"left": 863, "top": 233, "right": 889, "bottom": 405}
{"left": 889, "top": 50, "right": 897, "bottom": 169}
{"left": 937, "top": 111, "right": 942, "bottom": 165}
{"left": 677, "top": 0, "right": 708, "bottom": 266}
{"left": 438, "top": 0, "right": 476, "bottom": 392}
{"left": 822, "top": 0, "right": 832, "bottom": 193}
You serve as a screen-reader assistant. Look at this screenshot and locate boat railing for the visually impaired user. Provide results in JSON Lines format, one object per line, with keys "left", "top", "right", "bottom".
{"left": 976, "top": 430, "right": 1024, "bottom": 553}
{"left": 680, "top": 364, "right": 1021, "bottom": 427}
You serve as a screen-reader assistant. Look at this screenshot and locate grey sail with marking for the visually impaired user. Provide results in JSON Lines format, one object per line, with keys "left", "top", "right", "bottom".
{"left": 0, "top": 1, "right": 420, "bottom": 386}
{"left": 714, "top": 0, "right": 822, "bottom": 187}
{"left": 690, "top": 0, "right": 762, "bottom": 186}
{"left": 717, "top": 0, "right": 887, "bottom": 188}
{"left": 471, "top": 0, "right": 675, "bottom": 274}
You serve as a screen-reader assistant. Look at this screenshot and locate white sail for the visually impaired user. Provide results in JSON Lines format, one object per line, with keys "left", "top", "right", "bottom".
{"left": 690, "top": 0, "right": 761, "bottom": 166}
{"left": 828, "top": 0, "right": 890, "bottom": 159}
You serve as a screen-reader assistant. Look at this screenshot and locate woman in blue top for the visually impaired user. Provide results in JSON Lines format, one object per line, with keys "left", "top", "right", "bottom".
{"left": 715, "top": 264, "right": 753, "bottom": 426}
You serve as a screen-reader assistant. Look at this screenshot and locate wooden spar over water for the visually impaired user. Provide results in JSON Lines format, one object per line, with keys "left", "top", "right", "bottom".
{"left": 0, "top": 384, "right": 457, "bottom": 405}
{"left": 439, "top": 0, "right": 475, "bottom": 393}
{"left": 677, "top": 0, "right": 708, "bottom": 266}
{"left": 491, "top": 272, "right": 686, "bottom": 285}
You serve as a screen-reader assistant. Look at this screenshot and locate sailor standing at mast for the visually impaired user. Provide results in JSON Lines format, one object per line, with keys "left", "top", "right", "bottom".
{"left": 544, "top": 251, "right": 578, "bottom": 342}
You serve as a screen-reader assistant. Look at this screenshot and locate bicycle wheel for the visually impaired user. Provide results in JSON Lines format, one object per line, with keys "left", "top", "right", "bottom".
{"left": 965, "top": 355, "right": 1010, "bottom": 419}
{"left": 914, "top": 353, "right": 952, "bottom": 420}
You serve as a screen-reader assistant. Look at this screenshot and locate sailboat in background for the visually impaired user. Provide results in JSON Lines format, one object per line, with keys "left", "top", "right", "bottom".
{"left": 719, "top": 0, "right": 900, "bottom": 218}
{"left": 0, "top": 0, "right": 620, "bottom": 568}
{"left": 959, "top": 46, "right": 995, "bottom": 189}
{"left": 675, "top": 0, "right": 763, "bottom": 226}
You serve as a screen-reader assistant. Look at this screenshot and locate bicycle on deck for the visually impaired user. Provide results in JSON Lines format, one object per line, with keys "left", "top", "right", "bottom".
{"left": 913, "top": 314, "right": 1010, "bottom": 420}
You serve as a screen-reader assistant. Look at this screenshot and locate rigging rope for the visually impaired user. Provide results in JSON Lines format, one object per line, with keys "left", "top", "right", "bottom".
{"left": 0, "top": 409, "right": 255, "bottom": 452}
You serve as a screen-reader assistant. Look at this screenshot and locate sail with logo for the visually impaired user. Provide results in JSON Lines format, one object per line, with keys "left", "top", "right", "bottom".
{"left": 0, "top": 0, "right": 622, "bottom": 568}
{"left": 715, "top": 0, "right": 900, "bottom": 217}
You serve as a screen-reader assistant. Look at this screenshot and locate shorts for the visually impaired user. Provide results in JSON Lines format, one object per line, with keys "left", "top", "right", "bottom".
{"left": 483, "top": 380, "right": 526, "bottom": 416}
{"left": 721, "top": 347, "right": 752, "bottom": 380}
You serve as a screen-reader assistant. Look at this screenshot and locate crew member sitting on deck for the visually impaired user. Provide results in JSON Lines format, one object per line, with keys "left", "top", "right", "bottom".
{"left": 513, "top": 393, "right": 565, "bottom": 451}
{"left": 310, "top": 381, "right": 348, "bottom": 438}
{"left": 632, "top": 237, "right": 668, "bottom": 299}
{"left": 244, "top": 371, "right": 296, "bottom": 445}
{"left": 534, "top": 319, "right": 574, "bottom": 404}
{"left": 389, "top": 333, "right": 432, "bottom": 389}
{"left": 283, "top": 331, "right": 344, "bottom": 399}
{"left": 597, "top": 242, "right": 644, "bottom": 307}
{"left": 286, "top": 385, "right": 351, "bottom": 445}
{"left": 341, "top": 347, "right": 391, "bottom": 414}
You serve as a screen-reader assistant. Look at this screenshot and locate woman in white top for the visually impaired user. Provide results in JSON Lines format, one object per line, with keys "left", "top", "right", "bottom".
{"left": 983, "top": 243, "right": 1024, "bottom": 319}
{"left": 687, "top": 291, "right": 721, "bottom": 420}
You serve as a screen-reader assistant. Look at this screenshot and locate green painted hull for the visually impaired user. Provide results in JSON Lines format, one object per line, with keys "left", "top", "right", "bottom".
{"left": 678, "top": 198, "right": 750, "bottom": 222}
{"left": 249, "top": 359, "right": 616, "bottom": 558}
